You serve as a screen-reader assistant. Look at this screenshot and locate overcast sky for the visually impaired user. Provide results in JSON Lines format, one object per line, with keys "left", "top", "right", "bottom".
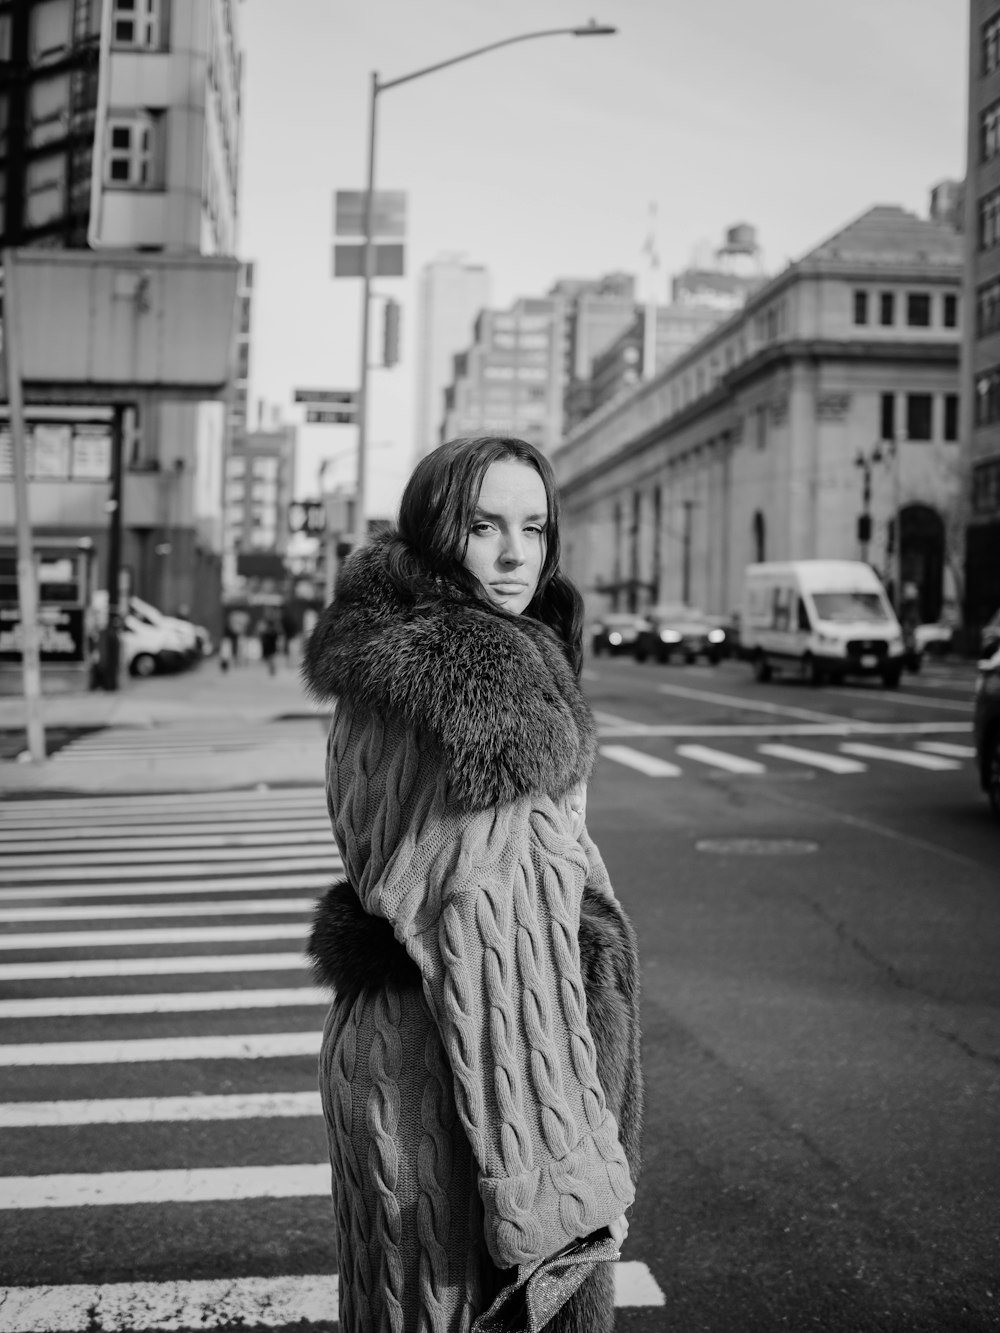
{"left": 237, "top": 0, "right": 968, "bottom": 517}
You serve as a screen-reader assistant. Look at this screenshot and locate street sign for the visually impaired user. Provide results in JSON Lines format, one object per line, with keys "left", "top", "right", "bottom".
{"left": 333, "top": 244, "right": 405, "bottom": 279}
{"left": 288, "top": 501, "right": 326, "bottom": 535}
{"left": 292, "top": 389, "right": 357, "bottom": 406}
{"left": 306, "top": 409, "right": 355, "bottom": 425}
{"left": 334, "top": 191, "right": 406, "bottom": 238}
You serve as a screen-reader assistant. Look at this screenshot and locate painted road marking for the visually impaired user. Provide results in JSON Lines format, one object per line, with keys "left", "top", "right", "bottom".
{"left": 0, "top": 823, "right": 331, "bottom": 850}
{"left": 0, "top": 1091, "right": 324, "bottom": 1128}
{"left": 0, "top": 987, "right": 326, "bottom": 1019}
{"left": 0, "top": 808, "right": 328, "bottom": 833}
{"left": 0, "top": 872, "right": 334, "bottom": 903}
{"left": 0, "top": 1031, "right": 321, "bottom": 1067}
{"left": 0, "top": 1163, "right": 329, "bottom": 1208}
{"left": 596, "top": 719, "right": 969, "bottom": 738}
{"left": 657, "top": 681, "right": 849, "bottom": 724}
{"left": 0, "top": 923, "right": 307, "bottom": 950}
{"left": 0, "top": 788, "right": 327, "bottom": 818}
{"left": 915, "top": 741, "right": 976, "bottom": 759}
{"left": 0, "top": 845, "right": 334, "bottom": 871}
{"left": 826, "top": 687, "right": 970, "bottom": 713}
{"left": 0, "top": 952, "right": 307, "bottom": 981}
{"left": 0, "top": 856, "right": 334, "bottom": 884}
{"left": 756, "top": 743, "right": 867, "bottom": 774}
{"left": 0, "top": 1267, "right": 665, "bottom": 1330}
{"left": 675, "top": 744, "right": 767, "bottom": 775}
{"left": 599, "top": 745, "right": 681, "bottom": 777}
{"left": 0, "top": 898, "right": 315, "bottom": 924}
{"left": 839, "top": 743, "right": 961, "bottom": 771}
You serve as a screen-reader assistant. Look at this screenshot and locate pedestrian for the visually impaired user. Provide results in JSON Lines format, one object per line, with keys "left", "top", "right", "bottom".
{"left": 303, "top": 436, "right": 642, "bottom": 1332}
{"left": 280, "top": 604, "right": 298, "bottom": 664}
{"left": 258, "top": 612, "right": 279, "bottom": 676}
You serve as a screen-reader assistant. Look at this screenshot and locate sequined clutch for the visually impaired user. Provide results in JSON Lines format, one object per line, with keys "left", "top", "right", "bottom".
{"left": 472, "top": 1229, "right": 621, "bottom": 1333}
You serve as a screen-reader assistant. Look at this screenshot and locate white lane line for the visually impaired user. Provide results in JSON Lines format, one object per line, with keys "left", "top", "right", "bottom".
{"left": 0, "top": 1270, "right": 665, "bottom": 1333}
{"left": 0, "top": 1091, "right": 323, "bottom": 1128}
{"left": 0, "top": 987, "right": 325, "bottom": 1019}
{"left": 825, "top": 687, "right": 971, "bottom": 713}
{"left": 675, "top": 744, "right": 767, "bottom": 775}
{"left": 915, "top": 741, "right": 976, "bottom": 759}
{"left": 592, "top": 709, "right": 658, "bottom": 733}
{"left": 0, "top": 821, "right": 331, "bottom": 848}
{"left": 0, "top": 856, "right": 335, "bottom": 884}
{"left": 599, "top": 745, "right": 681, "bottom": 777}
{"left": 0, "top": 923, "right": 307, "bottom": 951}
{"left": 0, "top": 953, "right": 307, "bottom": 981}
{"left": 656, "top": 681, "right": 850, "bottom": 724}
{"left": 839, "top": 743, "right": 961, "bottom": 771}
{"left": 0, "top": 898, "right": 315, "bottom": 924}
{"left": 0, "top": 810, "right": 329, "bottom": 834}
{"left": 0, "top": 844, "right": 334, "bottom": 870}
{"left": 0, "top": 788, "right": 326, "bottom": 817}
{"left": 0, "top": 872, "right": 335, "bottom": 903}
{"left": 0, "top": 1031, "right": 321, "bottom": 1067}
{"left": 757, "top": 743, "right": 867, "bottom": 774}
{"left": 0, "top": 1163, "right": 330, "bottom": 1209}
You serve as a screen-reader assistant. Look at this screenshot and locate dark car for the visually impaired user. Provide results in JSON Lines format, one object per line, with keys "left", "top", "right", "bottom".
{"left": 974, "top": 639, "right": 1000, "bottom": 821}
{"left": 591, "top": 613, "right": 647, "bottom": 656}
{"left": 634, "top": 604, "right": 727, "bottom": 665}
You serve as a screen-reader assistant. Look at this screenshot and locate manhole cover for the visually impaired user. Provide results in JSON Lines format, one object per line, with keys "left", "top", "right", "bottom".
{"left": 696, "top": 837, "right": 819, "bottom": 856}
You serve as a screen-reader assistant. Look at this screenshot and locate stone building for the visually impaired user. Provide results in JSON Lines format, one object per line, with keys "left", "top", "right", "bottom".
{"left": 552, "top": 205, "right": 964, "bottom": 626}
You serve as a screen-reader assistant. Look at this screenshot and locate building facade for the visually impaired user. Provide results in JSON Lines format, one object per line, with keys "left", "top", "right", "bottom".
{"left": 222, "top": 426, "right": 296, "bottom": 597}
{"left": 414, "top": 255, "right": 490, "bottom": 460}
{"left": 964, "top": 3, "right": 1000, "bottom": 630}
{"left": 552, "top": 206, "right": 964, "bottom": 626}
{"left": 0, "top": 0, "right": 244, "bottom": 637}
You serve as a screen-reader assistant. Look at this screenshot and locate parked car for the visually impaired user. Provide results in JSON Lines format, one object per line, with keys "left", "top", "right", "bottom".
{"left": 974, "top": 638, "right": 1000, "bottom": 821}
{"left": 129, "top": 596, "right": 200, "bottom": 663}
{"left": 591, "top": 613, "right": 647, "bottom": 656}
{"left": 121, "top": 614, "right": 181, "bottom": 677}
{"left": 634, "top": 605, "right": 727, "bottom": 665}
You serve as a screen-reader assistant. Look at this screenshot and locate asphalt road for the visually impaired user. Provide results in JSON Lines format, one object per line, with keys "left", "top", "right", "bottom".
{"left": 584, "top": 652, "right": 999, "bottom": 1331}
{"left": 0, "top": 665, "right": 996, "bottom": 1332}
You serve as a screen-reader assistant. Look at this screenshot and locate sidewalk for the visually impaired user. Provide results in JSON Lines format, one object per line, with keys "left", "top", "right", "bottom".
{"left": 0, "top": 655, "right": 330, "bottom": 796}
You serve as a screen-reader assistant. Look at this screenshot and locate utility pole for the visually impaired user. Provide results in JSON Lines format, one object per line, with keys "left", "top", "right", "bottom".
{"left": 3, "top": 248, "right": 45, "bottom": 761}
{"left": 101, "top": 405, "right": 125, "bottom": 690}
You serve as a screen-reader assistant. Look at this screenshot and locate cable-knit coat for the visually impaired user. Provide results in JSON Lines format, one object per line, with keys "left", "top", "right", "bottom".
{"left": 303, "top": 536, "right": 643, "bottom": 1332}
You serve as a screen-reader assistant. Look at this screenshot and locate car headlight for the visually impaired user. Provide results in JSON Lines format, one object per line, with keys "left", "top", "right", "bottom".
{"left": 707, "top": 629, "right": 725, "bottom": 644}
{"left": 659, "top": 629, "right": 682, "bottom": 643}
{"left": 608, "top": 631, "right": 622, "bottom": 646}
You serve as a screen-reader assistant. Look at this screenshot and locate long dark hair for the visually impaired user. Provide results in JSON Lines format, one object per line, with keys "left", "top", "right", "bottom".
{"left": 392, "top": 436, "right": 585, "bottom": 674}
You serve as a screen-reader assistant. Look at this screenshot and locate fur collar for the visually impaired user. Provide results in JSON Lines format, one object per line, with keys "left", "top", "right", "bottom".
{"left": 301, "top": 534, "right": 597, "bottom": 809}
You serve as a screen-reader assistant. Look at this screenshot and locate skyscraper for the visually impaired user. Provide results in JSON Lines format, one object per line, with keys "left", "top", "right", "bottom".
{"left": 414, "top": 255, "right": 491, "bottom": 458}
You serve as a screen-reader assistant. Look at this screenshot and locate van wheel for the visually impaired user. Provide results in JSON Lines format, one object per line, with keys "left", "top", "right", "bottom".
{"left": 131, "top": 653, "right": 157, "bottom": 678}
{"left": 804, "top": 655, "right": 825, "bottom": 687}
{"left": 881, "top": 665, "right": 902, "bottom": 689}
{"left": 753, "top": 652, "right": 772, "bottom": 683}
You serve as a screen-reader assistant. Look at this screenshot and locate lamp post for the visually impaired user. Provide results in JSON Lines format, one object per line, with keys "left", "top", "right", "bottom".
{"left": 351, "top": 20, "right": 617, "bottom": 553}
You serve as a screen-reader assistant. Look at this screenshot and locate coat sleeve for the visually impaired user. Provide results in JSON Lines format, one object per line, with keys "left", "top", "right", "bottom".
{"left": 356, "top": 766, "right": 636, "bottom": 1271}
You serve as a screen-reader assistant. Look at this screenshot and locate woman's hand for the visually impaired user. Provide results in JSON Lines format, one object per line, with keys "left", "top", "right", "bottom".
{"left": 608, "top": 1213, "right": 629, "bottom": 1251}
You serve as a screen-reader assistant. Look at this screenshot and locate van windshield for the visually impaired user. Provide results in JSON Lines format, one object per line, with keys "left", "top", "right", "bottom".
{"left": 811, "top": 592, "right": 890, "bottom": 624}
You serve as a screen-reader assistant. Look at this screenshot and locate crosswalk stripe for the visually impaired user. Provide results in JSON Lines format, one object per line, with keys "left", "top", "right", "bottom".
{"left": 757, "top": 743, "right": 866, "bottom": 774}
{"left": 0, "top": 872, "right": 335, "bottom": 903}
{"left": 0, "top": 844, "right": 334, "bottom": 870}
{"left": 0, "top": 1162, "right": 329, "bottom": 1209}
{"left": 0, "top": 987, "right": 326, "bottom": 1019}
{"left": 0, "top": 823, "right": 331, "bottom": 850}
{"left": 839, "top": 742, "right": 961, "bottom": 771}
{"left": 0, "top": 1092, "right": 324, "bottom": 1127}
{"left": 599, "top": 745, "right": 681, "bottom": 777}
{"left": 0, "top": 1266, "right": 664, "bottom": 1330}
{"left": 0, "top": 1031, "right": 321, "bottom": 1066}
{"left": 0, "top": 810, "right": 329, "bottom": 833}
{"left": 0, "top": 898, "right": 315, "bottom": 923}
{"left": 0, "top": 788, "right": 326, "bottom": 818}
{"left": 0, "top": 855, "right": 335, "bottom": 884}
{"left": 915, "top": 741, "right": 976, "bottom": 759}
{"left": 0, "top": 953, "right": 308, "bottom": 981}
{"left": 0, "top": 923, "right": 307, "bottom": 950}
{"left": 675, "top": 744, "right": 767, "bottom": 775}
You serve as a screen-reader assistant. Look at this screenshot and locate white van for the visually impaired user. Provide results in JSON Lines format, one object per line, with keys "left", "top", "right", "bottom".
{"left": 742, "top": 560, "right": 906, "bottom": 688}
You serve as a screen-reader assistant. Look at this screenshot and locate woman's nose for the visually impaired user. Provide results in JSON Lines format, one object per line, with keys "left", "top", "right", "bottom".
{"left": 500, "top": 533, "right": 525, "bottom": 565}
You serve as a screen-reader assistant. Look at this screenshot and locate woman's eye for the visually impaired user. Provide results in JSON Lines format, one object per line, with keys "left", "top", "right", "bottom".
{"left": 470, "top": 522, "right": 493, "bottom": 535}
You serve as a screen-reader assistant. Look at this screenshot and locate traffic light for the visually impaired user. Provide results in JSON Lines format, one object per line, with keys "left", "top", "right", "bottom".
{"left": 383, "top": 299, "right": 401, "bottom": 368}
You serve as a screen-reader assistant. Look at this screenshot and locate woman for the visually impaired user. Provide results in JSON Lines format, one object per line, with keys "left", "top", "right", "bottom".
{"left": 303, "top": 436, "right": 642, "bottom": 1332}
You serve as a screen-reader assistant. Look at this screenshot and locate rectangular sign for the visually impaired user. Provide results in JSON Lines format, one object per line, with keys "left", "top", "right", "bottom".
{"left": 333, "top": 243, "right": 405, "bottom": 279}
{"left": 293, "top": 390, "right": 357, "bottom": 406}
{"left": 306, "top": 409, "right": 356, "bottom": 425}
{"left": 0, "top": 606, "right": 87, "bottom": 663}
{"left": 334, "top": 190, "right": 406, "bottom": 238}
{"left": 0, "top": 421, "right": 112, "bottom": 481}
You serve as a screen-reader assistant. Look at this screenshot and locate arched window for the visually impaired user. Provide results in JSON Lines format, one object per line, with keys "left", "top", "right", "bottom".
{"left": 753, "top": 510, "right": 766, "bottom": 563}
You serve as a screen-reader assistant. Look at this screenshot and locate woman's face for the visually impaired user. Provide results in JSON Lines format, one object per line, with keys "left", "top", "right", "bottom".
{"left": 461, "top": 459, "right": 548, "bottom": 615}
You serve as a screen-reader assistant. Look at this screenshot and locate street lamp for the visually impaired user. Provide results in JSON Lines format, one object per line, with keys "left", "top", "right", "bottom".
{"left": 351, "top": 20, "right": 618, "bottom": 552}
